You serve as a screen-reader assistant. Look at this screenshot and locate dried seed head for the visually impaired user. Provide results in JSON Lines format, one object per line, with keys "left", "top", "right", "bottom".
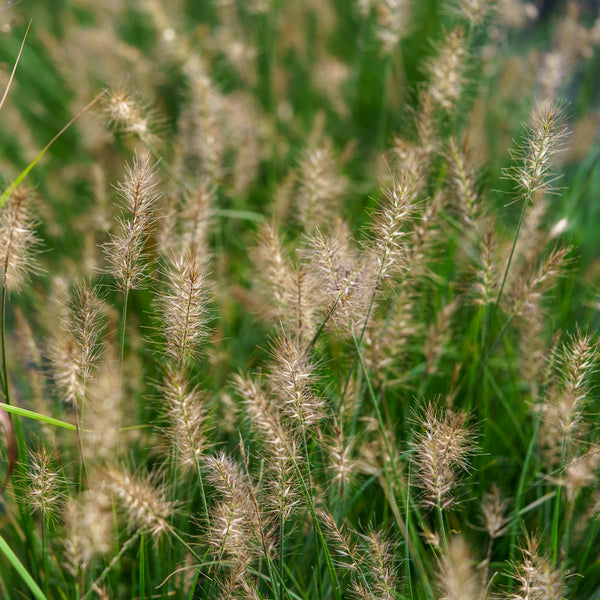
{"left": 234, "top": 374, "right": 300, "bottom": 517}
{"left": 103, "top": 87, "right": 159, "bottom": 144}
{"left": 103, "top": 466, "right": 173, "bottom": 538}
{"left": 306, "top": 225, "right": 377, "bottom": 337}
{"left": 103, "top": 153, "right": 161, "bottom": 292}
{"left": 538, "top": 329, "right": 597, "bottom": 462}
{"left": 158, "top": 246, "right": 210, "bottom": 367}
{"left": 473, "top": 223, "right": 500, "bottom": 306}
{"left": 361, "top": 528, "right": 399, "bottom": 600}
{"left": 508, "top": 534, "right": 567, "bottom": 600}
{"left": 161, "top": 367, "right": 209, "bottom": 471}
{"left": 447, "top": 138, "right": 480, "bottom": 227}
{"left": 267, "top": 332, "right": 325, "bottom": 430}
{"left": 179, "top": 178, "right": 215, "bottom": 256}
{"left": 371, "top": 169, "right": 418, "bottom": 282}
{"left": 374, "top": 0, "right": 411, "bottom": 53}
{"left": 325, "top": 422, "right": 357, "bottom": 496}
{"left": 411, "top": 401, "right": 477, "bottom": 509}
{"left": 48, "top": 283, "right": 105, "bottom": 408}
{"left": 458, "top": 0, "right": 492, "bottom": 25}
{"left": 296, "top": 143, "right": 347, "bottom": 232}
{"left": 27, "top": 445, "right": 66, "bottom": 523}
{"left": 438, "top": 535, "right": 480, "bottom": 600}
{"left": 0, "top": 188, "right": 39, "bottom": 292}
{"left": 179, "top": 67, "right": 225, "bottom": 179}
{"left": 509, "top": 100, "right": 567, "bottom": 202}
{"left": 426, "top": 28, "right": 467, "bottom": 112}
{"left": 64, "top": 484, "right": 113, "bottom": 572}
{"left": 481, "top": 484, "right": 511, "bottom": 539}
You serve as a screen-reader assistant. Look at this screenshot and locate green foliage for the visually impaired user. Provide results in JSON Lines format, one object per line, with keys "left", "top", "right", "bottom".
{"left": 0, "top": 1, "right": 599, "bottom": 599}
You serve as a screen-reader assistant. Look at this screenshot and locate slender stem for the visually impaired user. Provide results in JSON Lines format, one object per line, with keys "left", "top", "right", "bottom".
{"left": 81, "top": 531, "right": 142, "bottom": 600}
{"left": 116, "top": 288, "right": 129, "bottom": 458}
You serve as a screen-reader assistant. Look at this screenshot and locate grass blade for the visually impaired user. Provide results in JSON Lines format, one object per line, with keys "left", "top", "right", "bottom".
{"left": 0, "top": 533, "right": 48, "bottom": 600}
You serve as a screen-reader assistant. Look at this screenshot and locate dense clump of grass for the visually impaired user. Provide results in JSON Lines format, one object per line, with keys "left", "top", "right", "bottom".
{"left": 0, "top": 1, "right": 600, "bottom": 599}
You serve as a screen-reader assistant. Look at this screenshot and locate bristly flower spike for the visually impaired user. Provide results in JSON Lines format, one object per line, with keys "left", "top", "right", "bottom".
{"left": 103, "top": 153, "right": 161, "bottom": 293}
{"left": 0, "top": 187, "right": 39, "bottom": 292}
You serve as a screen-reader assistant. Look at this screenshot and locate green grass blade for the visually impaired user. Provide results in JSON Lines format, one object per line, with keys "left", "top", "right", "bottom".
{"left": 0, "top": 533, "right": 48, "bottom": 600}
{"left": 0, "top": 403, "right": 76, "bottom": 430}
{"left": 0, "top": 91, "right": 105, "bottom": 210}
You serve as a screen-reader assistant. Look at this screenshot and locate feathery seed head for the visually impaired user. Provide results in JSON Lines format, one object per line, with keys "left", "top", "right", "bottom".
{"left": 508, "top": 535, "right": 567, "bottom": 600}
{"left": 296, "top": 142, "right": 347, "bottom": 232}
{"left": 458, "top": 0, "right": 492, "bottom": 25}
{"left": 374, "top": 0, "right": 411, "bottom": 53}
{"left": 159, "top": 246, "right": 210, "bottom": 367}
{"left": 426, "top": 28, "right": 467, "bottom": 112}
{"left": 27, "top": 445, "right": 66, "bottom": 523}
{"left": 0, "top": 187, "right": 39, "bottom": 292}
{"left": 307, "top": 225, "right": 377, "bottom": 336}
{"left": 411, "top": 401, "right": 477, "bottom": 509}
{"left": 372, "top": 169, "right": 418, "bottom": 281}
{"left": 510, "top": 100, "right": 567, "bottom": 202}
{"left": 438, "top": 535, "right": 480, "bottom": 600}
{"left": 103, "top": 466, "right": 173, "bottom": 538}
{"left": 481, "top": 484, "right": 511, "bottom": 539}
{"left": 161, "top": 367, "right": 208, "bottom": 471}
{"left": 64, "top": 484, "right": 113, "bottom": 572}
{"left": 104, "top": 153, "right": 161, "bottom": 292}
{"left": 267, "top": 332, "right": 325, "bottom": 429}
{"left": 103, "top": 87, "right": 159, "bottom": 143}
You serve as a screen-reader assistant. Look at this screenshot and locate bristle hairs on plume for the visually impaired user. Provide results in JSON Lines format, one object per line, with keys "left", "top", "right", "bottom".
{"left": 103, "top": 153, "right": 161, "bottom": 292}
{"left": 410, "top": 400, "right": 477, "bottom": 509}
{"left": 103, "top": 465, "right": 173, "bottom": 538}
{"left": 0, "top": 187, "right": 39, "bottom": 292}
{"left": 158, "top": 245, "right": 211, "bottom": 367}
{"left": 510, "top": 99, "right": 568, "bottom": 202}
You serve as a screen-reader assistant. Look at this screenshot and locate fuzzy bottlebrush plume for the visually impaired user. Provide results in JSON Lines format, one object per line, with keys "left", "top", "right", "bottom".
{"left": 252, "top": 224, "right": 320, "bottom": 344}
{"left": 306, "top": 223, "right": 377, "bottom": 337}
{"left": 252, "top": 223, "right": 294, "bottom": 320}
{"left": 103, "top": 466, "right": 173, "bottom": 538}
{"left": 83, "top": 358, "right": 120, "bottom": 464}
{"left": 0, "top": 187, "right": 39, "bottom": 292}
{"left": 296, "top": 143, "right": 347, "bottom": 232}
{"left": 509, "top": 245, "right": 570, "bottom": 318}
{"left": 510, "top": 100, "right": 567, "bottom": 203}
{"left": 63, "top": 483, "right": 114, "bottom": 573}
{"left": 508, "top": 535, "right": 567, "bottom": 600}
{"left": 178, "top": 63, "right": 225, "bottom": 180}
{"left": 370, "top": 169, "right": 418, "bottom": 283}
{"left": 203, "top": 452, "right": 271, "bottom": 598}
{"left": 537, "top": 329, "right": 598, "bottom": 464}
{"left": 203, "top": 452, "right": 263, "bottom": 559}
{"left": 161, "top": 367, "right": 209, "bottom": 472}
{"left": 373, "top": 0, "right": 411, "bottom": 53}
{"left": 360, "top": 529, "right": 399, "bottom": 600}
{"left": 425, "top": 28, "right": 467, "bottom": 112}
{"left": 102, "top": 87, "right": 160, "bottom": 145}
{"left": 103, "top": 153, "right": 161, "bottom": 293}
{"left": 178, "top": 178, "right": 215, "bottom": 257}
{"left": 267, "top": 332, "right": 325, "bottom": 431}
{"left": 447, "top": 138, "right": 480, "bottom": 227}
{"left": 410, "top": 401, "right": 477, "bottom": 509}
{"left": 48, "top": 283, "right": 105, "bottom": 408}
{"left": 234, "top": 374, "right": 300, "bottom": 518}
{"left": 324, "top": 421, "right": 357, "bottom": 498}
{"left": 27, "top": 446, "right": 66, "bottom": 524}
{"left": 158, "top": 245, "right": 210, "bottom": 367}
{"left": 473, "top": 224, "right": 500, "bottom": 306}
{"left": 458, "top": 0, "right": 492, "bottom": 25}
{"left": 437, "top": 535, "right": 480, "bottom": 600}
